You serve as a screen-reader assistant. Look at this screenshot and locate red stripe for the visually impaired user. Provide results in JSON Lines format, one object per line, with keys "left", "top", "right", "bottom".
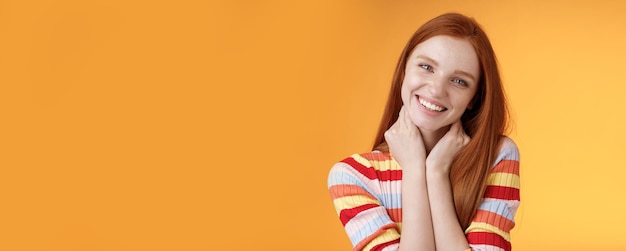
{"left": 341, "top": 157, "right": 402, "bottom": 181}
{"left": 466, "top": 232, "right": 511, "bottom": 251}
{"left": 371, "top": 239, "right": 400, "bottom": 251}
{"left": 339, "top": 204, "right": 378, "bottom": 226}
{"left": 484, "top": 185, "right": 520, "bottom": 200}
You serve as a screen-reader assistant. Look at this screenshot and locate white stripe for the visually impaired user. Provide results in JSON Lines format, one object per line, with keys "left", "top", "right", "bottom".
{"left": 344, "top": 206, "right": 392, "bottom": 239}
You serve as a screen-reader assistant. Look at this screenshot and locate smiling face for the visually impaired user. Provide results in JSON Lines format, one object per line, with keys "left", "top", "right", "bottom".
{"left": 401, "top": 35, "right": 480, "bottom": 135}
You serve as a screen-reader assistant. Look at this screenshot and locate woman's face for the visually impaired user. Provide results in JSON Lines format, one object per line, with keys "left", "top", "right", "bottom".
{"left": 401, "top": 35, "right": 480, "bottom": 134}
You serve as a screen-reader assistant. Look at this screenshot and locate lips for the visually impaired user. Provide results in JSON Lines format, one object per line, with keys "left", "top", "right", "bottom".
{"left": 418, "top": 96, "right": 447, "bottom": 112}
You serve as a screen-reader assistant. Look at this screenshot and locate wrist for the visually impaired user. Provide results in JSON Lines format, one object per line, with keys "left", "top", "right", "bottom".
{"left": 393, "top": 156, "right": 425, "bottom": 170}
{"left": 426, "top": 166, "right": 450, "bottom": 180}
{"left": 402, "top": 162, "right": 426, "bottom": 175}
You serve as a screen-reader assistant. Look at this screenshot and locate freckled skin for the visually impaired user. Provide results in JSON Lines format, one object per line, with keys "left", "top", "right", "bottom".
{"left": 400, "top": 35, "right": 480, "bottom": 135}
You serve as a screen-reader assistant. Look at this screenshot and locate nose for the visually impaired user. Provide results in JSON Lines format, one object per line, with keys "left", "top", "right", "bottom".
{"left": 427, "top": 75, "right": 447, "bottom": 97}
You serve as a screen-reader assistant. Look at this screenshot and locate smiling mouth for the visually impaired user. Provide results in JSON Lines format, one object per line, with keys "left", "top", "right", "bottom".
{"left": 418, "top": 96, "right": 447, "bottom": 112}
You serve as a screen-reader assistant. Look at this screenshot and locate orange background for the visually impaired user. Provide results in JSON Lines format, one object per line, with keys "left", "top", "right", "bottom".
{"left": 1, "top": 1, "right": 626, "bottom": 250}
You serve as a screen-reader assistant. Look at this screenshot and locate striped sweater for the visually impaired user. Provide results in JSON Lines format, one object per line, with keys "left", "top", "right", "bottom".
{"left": 328, "top": 137, "right": 520, "bottom": 251}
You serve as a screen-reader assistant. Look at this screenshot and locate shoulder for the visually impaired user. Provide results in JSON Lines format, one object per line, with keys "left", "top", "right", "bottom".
{"left": 487, "top": 136, "right": 520, "bottom": 178}
{"left": 334, "top": 150, "right": 392, "bottom": 168}
{"left": 330, "top": 151, "right": 397, "bottom": 172}
{"left": 328, "top": 151, "right": 399, "bottom": 185}
{"left": 494, "top": 136, "right": 520, "bottom": 165}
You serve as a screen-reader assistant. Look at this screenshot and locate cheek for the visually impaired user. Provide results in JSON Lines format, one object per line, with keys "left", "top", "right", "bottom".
{"left": 455, "top": 94, "right": 475, "bottom": 111}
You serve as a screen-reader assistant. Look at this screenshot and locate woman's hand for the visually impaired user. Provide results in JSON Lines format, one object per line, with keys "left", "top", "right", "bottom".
{"left": 426, "top": 120, "right": 470, "bottom": 176}
{"left": 384, "top": 106, "right": 426, "bottom": 170}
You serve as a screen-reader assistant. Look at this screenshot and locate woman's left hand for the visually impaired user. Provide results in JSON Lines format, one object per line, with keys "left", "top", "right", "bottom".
{"left": 426, "top": 120, "right": 470, "bottom": 176}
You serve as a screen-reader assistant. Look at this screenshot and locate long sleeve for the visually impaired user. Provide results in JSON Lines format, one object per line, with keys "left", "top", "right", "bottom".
{"left": 328, "top": 152, "right": 402, "bottom": 251}
{"left": 329, "top": 138, "right": 520, "bottom": 251}
{"left": 465, "top": 137, "right": 521, "bottom": 251}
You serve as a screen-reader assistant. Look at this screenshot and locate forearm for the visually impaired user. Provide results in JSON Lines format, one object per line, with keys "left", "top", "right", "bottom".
{"left": 427, "top": 171, "right": 469, "bottom": 251}
{"left": 398, "top": 167, "right": 435, "bottom": 251}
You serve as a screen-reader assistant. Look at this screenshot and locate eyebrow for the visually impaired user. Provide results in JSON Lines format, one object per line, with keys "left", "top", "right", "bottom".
{"left": 415, "top": 55, "right": 439, "bottom": 67}
{"left": 454, "top": 70, "right": 478, "bottom": 83}
{"left": 414, "top": 55, "right": 478, "bottom": 83}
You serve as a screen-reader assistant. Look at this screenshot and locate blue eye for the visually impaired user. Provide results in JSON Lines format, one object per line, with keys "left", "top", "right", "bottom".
{"left": 419, "top": 64, "right": 433, "bottom": 72}
{"left": 453, "top": 78, "right": 468, "bottom": 86}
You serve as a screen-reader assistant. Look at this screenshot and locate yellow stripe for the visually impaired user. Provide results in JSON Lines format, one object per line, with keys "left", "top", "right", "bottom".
{"left": 465, "top": 222, "right": 511, "bottom": 241}
{"left": 332, "top": 195, "right": 380, "bottom": 214}
{"left": 487, "top": 172, "right": 520, "bottom": 189}
{"left": 370, "top": 158, "right": 401, "bottom": 171}
{"left": 351, "top": 154, "right": 374, "bottom": 168}
{"left": 362, "top": 228, "right": 400, "bottom": 251}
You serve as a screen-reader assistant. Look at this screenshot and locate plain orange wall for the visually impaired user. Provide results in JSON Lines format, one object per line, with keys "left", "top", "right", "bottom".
{"left": 2, "top": 0, "right": 626, "bottom": 250}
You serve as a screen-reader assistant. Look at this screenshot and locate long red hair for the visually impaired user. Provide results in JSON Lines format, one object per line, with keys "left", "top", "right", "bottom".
{"left": 373, "top": 13, "right": 509, "bottom": 229}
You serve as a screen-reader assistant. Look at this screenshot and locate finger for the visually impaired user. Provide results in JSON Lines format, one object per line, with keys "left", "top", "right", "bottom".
{"left": 388, "top": 106, "right": 404, "bottom": 130}
{"left": 398, "top": 105, "right": 406, "bottom": 122}
{"left": 453, "top": 120, "right": 471, "bottom": 144}
{"left": 448, "top": 120, "right": 461, "bottom": 134}
{"left": 455, "top": 121, "right": 468, "bottom": 137}
{"left": 401, "top": 106, "right": 415, "bottom": 131}
{"left": 397, "top": 106, "right": 409, "bottom": 130}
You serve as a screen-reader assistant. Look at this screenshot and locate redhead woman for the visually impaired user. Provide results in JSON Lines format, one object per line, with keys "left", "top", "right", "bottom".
{"left": 328, "top": 13, "right": 520, "bottom": 251}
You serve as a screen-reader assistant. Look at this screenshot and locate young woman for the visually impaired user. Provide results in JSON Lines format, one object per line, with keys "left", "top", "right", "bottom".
{"left": 328, "top": 13, "right": 520, "bottom": 251}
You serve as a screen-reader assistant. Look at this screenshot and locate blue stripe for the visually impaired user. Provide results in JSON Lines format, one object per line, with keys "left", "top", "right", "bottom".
{"left": 328, "top": 166, "right": 379, "bottom": 199}
{"left": 329, "top": 165, "right": 403, "bottom": 208}
{"left": 379, "top": 193, "right": 402, "bottom": 209}
{"left": 493, "top": 146, "right": 520, "bottom": 166}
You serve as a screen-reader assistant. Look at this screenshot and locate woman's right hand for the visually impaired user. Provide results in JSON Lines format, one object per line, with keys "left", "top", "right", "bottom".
{"left": 384, "top": 106, "right": 426, "bottom": 170}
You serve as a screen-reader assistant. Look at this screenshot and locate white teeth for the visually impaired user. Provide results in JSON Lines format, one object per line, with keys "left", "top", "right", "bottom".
{"left": 418, "top": 97, "right": 445, "bottom": 112}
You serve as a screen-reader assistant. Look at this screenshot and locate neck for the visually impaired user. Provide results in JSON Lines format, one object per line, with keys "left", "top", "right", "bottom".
{"left": 421, "top": 125, "right": 450, "bottom": 154}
